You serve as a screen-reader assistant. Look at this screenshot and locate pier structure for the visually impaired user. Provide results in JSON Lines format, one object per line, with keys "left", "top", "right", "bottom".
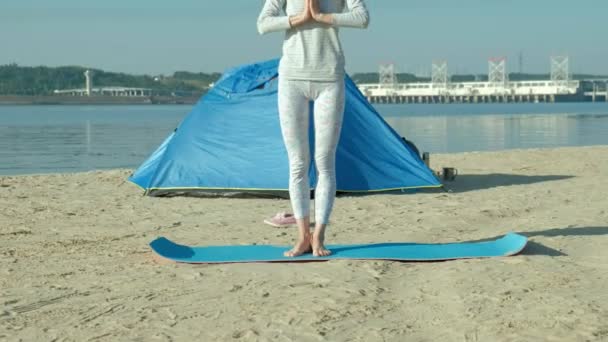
{"left": 583, "top": 79, "right": 608, "bottom": 102}
{"left": 53, "top": 69, "right": 153, "bottom": 97}
{"left": 54, "top": 86, "right": 153, "bottom": 97}
{"left": 359, "top": 56, "right": 586, "bottom": 104}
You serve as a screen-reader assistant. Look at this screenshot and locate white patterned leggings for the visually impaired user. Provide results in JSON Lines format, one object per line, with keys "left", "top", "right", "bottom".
{"left": 278, "top": 76, "right": 345, "bottom": 225}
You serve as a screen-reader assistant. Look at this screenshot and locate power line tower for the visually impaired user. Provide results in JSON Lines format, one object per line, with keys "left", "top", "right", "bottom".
{"left": 379, "top": 63, "right": 397, "bottom": 89}
{"left": 551, "top": 55, "right": 570, "bottom": 87}
{"left": 379, "top": 63, "right": 398, "bottom": 102}
{"left": 518, "top": 51, "right": 525, "bottom": 76}
{"left": 488, "top": 57, "right": 507, "bottom": 87}
{"left": 431, "top": 60, "right": 448, "bottom": 88}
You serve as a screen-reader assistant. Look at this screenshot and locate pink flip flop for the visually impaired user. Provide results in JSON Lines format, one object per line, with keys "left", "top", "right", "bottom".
{"left": 264, "top": 212, "right": 297, "bottom": 228}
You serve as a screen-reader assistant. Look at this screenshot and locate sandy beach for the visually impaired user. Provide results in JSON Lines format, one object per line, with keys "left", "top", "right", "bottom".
{"left": 1, "top": 146, "right": 607, "bottom": 341}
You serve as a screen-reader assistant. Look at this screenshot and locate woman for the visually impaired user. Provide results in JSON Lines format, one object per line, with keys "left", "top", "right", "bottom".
{"left": 258, "top": 0, "right": 369, "bottom": 257}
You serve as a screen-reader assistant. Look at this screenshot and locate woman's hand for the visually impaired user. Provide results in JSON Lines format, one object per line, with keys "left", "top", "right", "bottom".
{"left": 309, "top": 0, "right": 321, "bottom": 20}
{"left": 289, "top": 0, "right": 313, "bottom": 27}
{"left": 309, "top": 0, "right": 334, "bottom": 25}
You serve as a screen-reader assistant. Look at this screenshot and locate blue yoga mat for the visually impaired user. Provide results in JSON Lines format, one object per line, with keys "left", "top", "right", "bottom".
{"left": 149, "top": 233, "right": 527, "bottom": 264}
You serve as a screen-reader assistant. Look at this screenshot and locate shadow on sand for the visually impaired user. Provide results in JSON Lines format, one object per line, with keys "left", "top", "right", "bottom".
{"left": 479, "top": 226, "right": 608, "bottom": 257}
{"left": 339, "top": 173, "right": 575, "bottom": 197}
{"left": 444, "top": 173, "right": 574, "bottom": 193}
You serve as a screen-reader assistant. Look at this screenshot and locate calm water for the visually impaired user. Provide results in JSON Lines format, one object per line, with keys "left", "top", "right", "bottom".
{"left": 1, "top": 103, "right": 607, "bottom": 175}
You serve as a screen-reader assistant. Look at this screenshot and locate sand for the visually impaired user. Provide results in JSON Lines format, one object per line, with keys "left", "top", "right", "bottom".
{"left": 1, "top": 146, "right": 608, "bottom": 341}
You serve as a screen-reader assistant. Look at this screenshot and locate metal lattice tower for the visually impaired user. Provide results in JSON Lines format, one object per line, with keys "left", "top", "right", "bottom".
{"left": 518, "top": 51, "right": 524, "bottom": 74}
{"left": 379, "top": 63, "right": 397, "bottom": 89}
{"left": 431, "top": 60, "right": 448, "bottom": 87}
{"left": 488, "top": 57, "right": 507, "bottom": 86}
{"left": 551, "top": 56, "right": 570, "bottom": 86}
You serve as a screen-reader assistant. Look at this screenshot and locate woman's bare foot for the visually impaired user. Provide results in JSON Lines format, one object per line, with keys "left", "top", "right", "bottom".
{"left": 311, "top": 233, "right": 331, "bottom": 257}
{"left": 284, "top": 236, "right": 312, "bottom": 257}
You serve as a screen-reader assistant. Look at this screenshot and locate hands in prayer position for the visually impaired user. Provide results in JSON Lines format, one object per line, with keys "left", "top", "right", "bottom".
{"left": 289, "top": 0, "right": 333, "bottom": 28}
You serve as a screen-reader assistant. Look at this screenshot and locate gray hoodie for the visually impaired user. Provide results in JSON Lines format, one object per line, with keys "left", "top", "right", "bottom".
{"left": 257, "top": 0, "right": 369, "bottom": 81}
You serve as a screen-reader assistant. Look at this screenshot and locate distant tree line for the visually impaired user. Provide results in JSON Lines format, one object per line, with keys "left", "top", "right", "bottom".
{"left": 0, "top": 64, "right": 222, "bottom": 96}
{"left": 351, "top": 73, "right": 428, "bottom": 84}
{"left": 1, "top": 64, "right": 606, "bottom": 96}
{"left": 350, "top": 72, "right": 608, "bottom": 84}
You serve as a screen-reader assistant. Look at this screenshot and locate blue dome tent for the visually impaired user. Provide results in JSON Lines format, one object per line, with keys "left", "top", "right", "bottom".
{"left": 129, "top": 59, "right": 441, "bottom": 197}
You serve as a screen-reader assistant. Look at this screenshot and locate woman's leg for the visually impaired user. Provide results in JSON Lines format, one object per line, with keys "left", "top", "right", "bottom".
{"left": 311, "top": 79, "right": 346, "bottom": 256}
{"left": 278, "top": 77, "right": 313, "bottom": 257}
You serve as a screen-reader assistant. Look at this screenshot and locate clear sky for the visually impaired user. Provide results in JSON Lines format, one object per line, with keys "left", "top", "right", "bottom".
{"left": 1, "top": 0, "right": 607, "bottom": 76}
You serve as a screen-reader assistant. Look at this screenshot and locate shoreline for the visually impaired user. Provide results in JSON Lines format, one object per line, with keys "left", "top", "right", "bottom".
{"left": 0, "top": 95, "right": 199, "bottom": 105}
{"left": 2, "top": 95, "right": 607, "bottom": 106}
{"left": 2, "top": 145, "right": 607, "bottom": 341}
{"left": 1, "top": 145, "right": 607, "bottom": 178}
